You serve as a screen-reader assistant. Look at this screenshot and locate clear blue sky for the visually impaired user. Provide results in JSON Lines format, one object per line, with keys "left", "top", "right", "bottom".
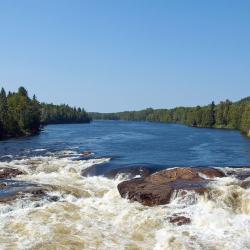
{"left": 0, "top": 0, "right": 250, "bottom": 112}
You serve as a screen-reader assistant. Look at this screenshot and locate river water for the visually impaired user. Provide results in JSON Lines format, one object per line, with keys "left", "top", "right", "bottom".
{"left": 0, "top": 121, "right": 250, "bottom": 249}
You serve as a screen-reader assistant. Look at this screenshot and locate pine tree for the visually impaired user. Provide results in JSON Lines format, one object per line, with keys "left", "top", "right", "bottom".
{"left": 0, "top": 88, "right": 8, "bottom": 135}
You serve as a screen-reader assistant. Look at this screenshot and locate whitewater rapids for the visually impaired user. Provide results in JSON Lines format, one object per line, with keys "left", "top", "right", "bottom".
{"left": 0, "top": 151, "right": 250, "bottom": 250}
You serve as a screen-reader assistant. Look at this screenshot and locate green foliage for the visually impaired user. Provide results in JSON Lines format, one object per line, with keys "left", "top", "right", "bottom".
{"left": 0, "top": 88, "right": 8, "bottom": 136}
{"left": 90, "top": 97, "right": 250, "bottom": 137}
{"left": 0, "top": 86, "right": 41, "bottom": 137}
{"left": 240, "top": 103, "right": 250, "bottom": 136}
{"left": 0, "top": 86, "right": 91, "bottom": 139}
{"left": 41, "top": 103, "right": 91, "bottom": 124}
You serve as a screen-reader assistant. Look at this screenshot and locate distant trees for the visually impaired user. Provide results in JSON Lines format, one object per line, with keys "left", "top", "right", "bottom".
{"left": 240, "top": 103, "right": 250, "bottom": 136}
{"left": 41, "top": 103, "right": 91, "bottom": 124}
{"left": 0, "top": 86, "right": 91, "bottom": 140}
{"left": 90, "top": 98, "right": 250, "bottom": 137}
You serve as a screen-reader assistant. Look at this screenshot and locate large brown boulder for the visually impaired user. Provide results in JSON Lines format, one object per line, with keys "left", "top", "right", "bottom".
{"left": 117, "top": 167, "right": 225, "bottom": 206}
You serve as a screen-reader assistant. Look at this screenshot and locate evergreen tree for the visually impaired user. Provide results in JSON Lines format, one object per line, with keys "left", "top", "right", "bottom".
{"left": 18, "top": 86, "right": 28, "bottom": 96}
{"left": 0, "top": 88, "right": 8, "bottom": 135}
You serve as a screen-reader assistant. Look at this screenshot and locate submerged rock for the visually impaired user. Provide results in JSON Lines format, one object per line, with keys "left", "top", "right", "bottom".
{"left": 0, "top": 168, "right": 54, "bottom": 203}
{"left": 117, "top": 167, "right": 225, "bottom": 206}
{"left": 225, "top": 168, "right": 250, "bottom": 180}
{"left": 241, "top": 180, "right": 250, "bottom": 189}
{"left": 104, "top": 166, "right": 152, "bottom": 179}
{"left": 0, "top": 168, "right": 23, "bottom": 179}
{"left": 168, "top": 215, "right": 191, "bottom": 226}
{"left": 0, "top": 179, "right": 50, "bottom": 203}
{"left": 80, "top": 151, "right": 92, "bottom": 158}
{"left": 0, "top": 183, "right": 6, "bottom": 189}
{"left": 82, "top": 164, "right": 155, "bottom": 179}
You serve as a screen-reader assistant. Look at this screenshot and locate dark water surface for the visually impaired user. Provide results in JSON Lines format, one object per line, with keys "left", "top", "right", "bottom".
{"left": 1, "top": 120, "right": 250, "bottom": 167}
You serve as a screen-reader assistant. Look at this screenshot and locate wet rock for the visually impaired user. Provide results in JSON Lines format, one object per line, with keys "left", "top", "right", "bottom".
{"left": 0, "top": 179, "right": 52, "bottom": 203}
{"left": 220, "top": 168, "right": 250, "bottom": 180}
{"left": 117, "top": 167, "right": 225, "bottom": 206}
{"left": 80, "top": 151, "right": 92, "bottom": 158}
{"left": 82, "top": 164, "right": 155, "bottom": 179}
{"left": 81, "top": 163, "right": 108, "bottom": 177}
{"left": 168, "top": 215, "right": 191, "bottom": 226}
{"left": 105, "top": 166, "right": 152, "bottom": 179}
{"left": 0, "top": 183, "right": 6, "bottom": 189}
{"left": 235, "top": 171, "right": 250, "bottom": 180}
{"left": 194, "top": 167, "right": 225, "bottom": 178}
{"left": 241, "top": 180, "right": 250, "bottom": 189}
{"left": 0, "top": 168, "right": 23, "bottom": 179}
{"left": 47, "top": 195, "right": 60, "bottom": 202}
{"left": 30, "top": 189, "right": 46, "bottom": 196}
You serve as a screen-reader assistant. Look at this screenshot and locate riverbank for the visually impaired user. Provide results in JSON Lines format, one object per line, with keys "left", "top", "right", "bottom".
{"left": 89, "top": 96, "right": 250, "bottom": 138}
{"left": 0, "top": 86, "right": 91, "bottom": 141}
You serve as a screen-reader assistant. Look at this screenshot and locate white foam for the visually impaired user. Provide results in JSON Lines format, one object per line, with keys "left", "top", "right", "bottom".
{"left": 33, "top": 149, "right": 47, "bottom": 152}
{"left": 0, "top": 154, "right": 249, "bottom": 249}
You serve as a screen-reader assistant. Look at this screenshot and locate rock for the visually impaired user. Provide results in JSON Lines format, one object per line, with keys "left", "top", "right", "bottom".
{"left": 225, "top": 169, "right": 250, "bottom": 180}
{"left": 104, "top": 166, "right": 152, "bottom": 179}
{"left": 0, "top": 179, "right": 52, "bottom": 203}
{"left": 47, "top": 195, "right": 60, "bottom": 202}
{"left": 82, "top": 164, "right": 155, "bottom": 179}
{"left": 0, "top": 183, "right": 6, "bottom": 189}
{"left": 81, "top": 163, "right": 109, "bottom": 177}
{"left": 168, "top": 215, "right": 191, "bottom": 226}
{"left": 117, "top": 167, "right": 225, "bottom": 206}
{"left": 241, "top": 180, "right": 250, "bottom": 189}
{"left": 0, "top": 168, "right": 23, "bottom": 179}
{"left": 235, "top": 171, "right": 250, "bottom": 180}
{"left": 0, "top": 169, "right": 56, "bottom": 203}
{"left": 194, "top": 167, "right": 225, "bottom": 178}
{"left": 80, "top": 151, "right": 92, "bottom": 158}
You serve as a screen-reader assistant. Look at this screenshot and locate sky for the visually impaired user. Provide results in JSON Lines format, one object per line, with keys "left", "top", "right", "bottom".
{"left": 0, "top": 0, "right": 250, "bottom": 112}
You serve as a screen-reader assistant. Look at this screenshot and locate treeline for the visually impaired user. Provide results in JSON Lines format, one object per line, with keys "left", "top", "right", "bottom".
{"left": 0, "top": 86, "right": 91, "bottom": 139}
{"left": 41, "top": 103, "right": 90, "bottom": 124}
{"left": 90, "top": 97, "right": 250, "bottom": 137}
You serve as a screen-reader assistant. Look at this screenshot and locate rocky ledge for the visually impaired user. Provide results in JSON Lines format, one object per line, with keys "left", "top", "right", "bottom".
{"left": 0, "top": 167, "right": 52, "bottom": 203}
{"left": 117, "top": 167, "right": 225, "bottom": 206}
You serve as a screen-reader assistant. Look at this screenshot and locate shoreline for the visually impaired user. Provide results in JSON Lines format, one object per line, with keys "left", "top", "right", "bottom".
{"left": 92, "top": 119, "right": 250, "bottom": 138}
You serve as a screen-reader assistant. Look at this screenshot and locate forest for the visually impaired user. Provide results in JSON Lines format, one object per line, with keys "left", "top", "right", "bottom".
{"left": 1, "top": 86, "right": 249, "bottom": 140}
{"left": 0, "top": 86, "right": 91, "bottom": 139}
{"left": 90, "top": 97, "right": 250, "bottom": 137}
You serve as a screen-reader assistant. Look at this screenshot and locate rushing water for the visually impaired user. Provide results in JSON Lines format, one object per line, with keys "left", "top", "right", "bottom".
{"left": 0, "top": 121, "right": 250, "bottom": 250}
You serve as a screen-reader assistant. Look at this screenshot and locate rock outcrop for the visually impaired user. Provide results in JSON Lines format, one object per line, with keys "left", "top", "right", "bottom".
{"left": 117, "top": 167, "right": 225, "bottom": 206}
{"left": 0, "top": 167, "right": 51, "bottom": 203}
{"left": 0, "top": 168, "right": 23, "bottom": 178}
{"left": 168, "top": 215, "right": 191, "bottom": 226}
